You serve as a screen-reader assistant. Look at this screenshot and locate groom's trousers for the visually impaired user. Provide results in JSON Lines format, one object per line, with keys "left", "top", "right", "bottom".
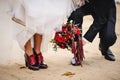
{"left": 68, "top": 0, "right": 117, "bottom": 47}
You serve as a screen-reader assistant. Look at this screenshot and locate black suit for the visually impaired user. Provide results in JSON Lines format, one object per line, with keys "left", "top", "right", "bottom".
{"left": 68, "top": 0, "right": 117, "bottom": 47}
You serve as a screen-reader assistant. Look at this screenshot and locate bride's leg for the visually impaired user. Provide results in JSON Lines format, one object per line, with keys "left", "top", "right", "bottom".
{"left": 34, "top": 33, "right": 48, "bottom": 69}
{"left": 24, "top": 40, "right": 39, "bottom": 70}
{"left": 34, "top": 33, "right": 42, "bottom": 53}
{"left": 25, "top": 40, "right": 34, "bottom": 56}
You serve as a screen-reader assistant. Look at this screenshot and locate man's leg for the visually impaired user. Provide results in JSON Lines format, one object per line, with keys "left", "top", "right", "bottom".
{"left": 99, "top": 2, "right": 117, "bottom": 61}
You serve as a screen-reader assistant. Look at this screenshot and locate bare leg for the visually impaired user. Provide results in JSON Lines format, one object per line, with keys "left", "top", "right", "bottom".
{"left": 24, "top": 39, "right": 39, "bottom": 70}
{"left": 34, "top": 33, "right": 42, "bottom": 54}
{"left": 24, "top": 40, "right": 34, "bottom": 56}
{"left": 33, "top": 33, "right": 48, "bottom": 68}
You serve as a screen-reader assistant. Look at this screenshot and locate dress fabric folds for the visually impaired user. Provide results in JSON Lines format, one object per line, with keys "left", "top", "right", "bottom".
{"left": 7, "top": 0, "right": 78, "bottom": 50}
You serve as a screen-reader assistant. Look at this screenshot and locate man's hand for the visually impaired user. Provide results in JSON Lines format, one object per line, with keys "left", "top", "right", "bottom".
{"left": 82, "top": 38, "right": 86, "bottom": 46}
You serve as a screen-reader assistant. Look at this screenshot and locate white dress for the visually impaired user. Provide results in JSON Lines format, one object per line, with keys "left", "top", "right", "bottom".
{"left": 26, "top": 0, "right": 75, "bottom": 33}
{"left": 7, "top": 0, "right": 80, "bottom": 50}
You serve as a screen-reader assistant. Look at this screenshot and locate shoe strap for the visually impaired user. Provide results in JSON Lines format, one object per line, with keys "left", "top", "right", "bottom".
{"left": 29, "top": 55, "right": 36, "bottom": 65}
{"left": 37, "top": 53, "right": 43, "bottom": 63}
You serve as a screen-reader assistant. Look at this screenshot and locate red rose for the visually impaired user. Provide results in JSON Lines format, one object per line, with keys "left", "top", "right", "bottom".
{"left": 55, "top": 32, "right": 66, "bottom": 43}
{"left": 76, "top": 28, "right": 81, "bottom": 35}
{"left": 62, "top": 27, "right": 67, "bottom": 32}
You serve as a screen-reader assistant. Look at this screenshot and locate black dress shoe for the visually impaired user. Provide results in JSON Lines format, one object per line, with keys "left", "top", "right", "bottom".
{"left": 99, "top": 43, "right": 115, "bottom": 61}
{"left": 103, "top": 49, "right": 115, "bottom": 61}
{"left": 99, "top": 47, "right": 115, "bottom": 61}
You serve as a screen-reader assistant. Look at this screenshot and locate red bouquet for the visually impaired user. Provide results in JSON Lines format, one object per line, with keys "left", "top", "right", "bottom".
{"left": 51, "top": 22, "right": 84, "bottom": 66}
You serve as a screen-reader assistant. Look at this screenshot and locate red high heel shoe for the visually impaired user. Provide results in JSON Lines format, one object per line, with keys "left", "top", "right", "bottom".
{"left": 33, "top": 49, "right": 48, "bottom": 69}
{"left": 24, "top": 54, "right": 39, "bottom": 70}
{"left": 37, "top": 53, "right": 48, "bottom": 69}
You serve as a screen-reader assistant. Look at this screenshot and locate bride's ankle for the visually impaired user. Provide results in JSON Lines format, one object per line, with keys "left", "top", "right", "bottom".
{"left": 33, "top": 48, "right": 41, "bottom": 54}
{"left": 25, "top": 50, "right": 33, "bottom": 56}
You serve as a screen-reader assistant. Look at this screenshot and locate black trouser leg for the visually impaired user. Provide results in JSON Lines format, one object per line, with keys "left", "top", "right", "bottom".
{"left": 99, "top": 2, "right": 117, "bottom": 48}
